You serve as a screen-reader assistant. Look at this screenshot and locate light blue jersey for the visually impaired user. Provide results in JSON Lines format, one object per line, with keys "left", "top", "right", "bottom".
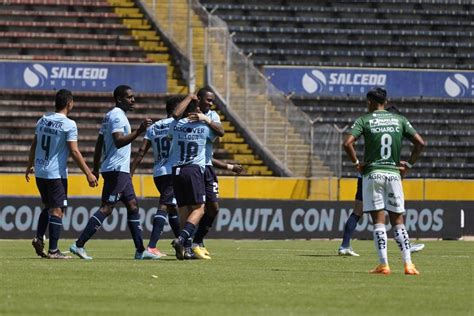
{"left": 204, "top": 110, "right": 221, "bottom": 166}
{"left": 167, "top": 118, "right": 216, "bottom": 172}
{"left": 99, "top": 107, "right": 131, "bottom": 173}
{"left": 34, "top": 112, "right": 78, "bottom": 179}
{"left": 144, "top": 117, "right": 174, "bottom": 177}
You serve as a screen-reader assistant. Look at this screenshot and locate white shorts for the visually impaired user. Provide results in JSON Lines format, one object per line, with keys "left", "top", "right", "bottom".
{"left": 362, "top": 172, "right": 405, "bottom": 214}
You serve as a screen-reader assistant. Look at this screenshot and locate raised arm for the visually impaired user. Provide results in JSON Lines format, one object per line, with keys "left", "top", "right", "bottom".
{"left": 68, "top": 141, "right": 98, "bottom": 187}
{"left": 172, "top": 94, "right": 197, "bottom": 120}
{"left": 25, "top": 135, "right": 37, "bottom": 182}
{"left": 113, "top": 118, "right": 152, "bottom": 149}
{"left": 130, "top": 138, "right": 152, "bottom": 177}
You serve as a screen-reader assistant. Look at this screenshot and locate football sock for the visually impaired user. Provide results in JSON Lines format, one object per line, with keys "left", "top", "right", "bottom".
{"left": 178, "top": 222, "right": 196, "bottom": 246}
{"left": 147, "top": 209, "right": 167, "bottom": 248}
{"left": 167, "top": 209, "right": 180, "bottom": 238}
{"left": 373, "top": 223, "right": 388, "bottom": 265}
{"left": 76, "top": 210, "right": 106, "bottom": 248}
{"left": 48, "top": 215, "right": 62, "bottom": 252}
{"left": 393, "top": 224, "right": 412, "bottom": 265}
{"left": 193, "top": 213, "right": 214, "bottom": 245}
{"left": 36, "top": 208, "right": 49, "bottom": 240}
{"left": 341, "top": 213, "right": 361, "bottom": 248}
{"left": 128, "top": 211, "right": 145, "bottom": 253}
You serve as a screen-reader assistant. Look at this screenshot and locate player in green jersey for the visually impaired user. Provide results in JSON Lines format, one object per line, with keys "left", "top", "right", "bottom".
{"left": 343, "top": 88, "right": 425, "bottom": 275}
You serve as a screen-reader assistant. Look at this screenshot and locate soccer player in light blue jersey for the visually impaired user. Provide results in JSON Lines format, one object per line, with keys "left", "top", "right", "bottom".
{"left": 70, "top": 85, "right": 159, "bottom": 260}
{"left": 25, "top": 89, "right": 98, "bottom": 259}
{"left": 190, "top": 89, "right": 227, "bottom": 259}
{"left": 130, "top": 95, "right": 185, "bottom": 257}
{"left": 168, "top": 97, "right": 218, "bottom": 260}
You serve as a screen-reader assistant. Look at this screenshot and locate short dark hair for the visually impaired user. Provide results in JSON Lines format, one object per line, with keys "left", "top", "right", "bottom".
{"left": 367, "top": 87, "right": 387, "bottom": 104}
{"left": 386, "top": 105, "right": 401, "bottom": 114}
{"left": 165, "top": 95, "right": 186, "bottom": 116}
{"left": 55, "top": 89, "right": 73, "bottom": 110}
{"left": 113, "top": 85, "right": 132, "bottom": 102}
{"left": 197, "top": 87, "right": 212, "bottom": 99}
{"left": 183, "top": 99, "right": 199, "bottom": 117}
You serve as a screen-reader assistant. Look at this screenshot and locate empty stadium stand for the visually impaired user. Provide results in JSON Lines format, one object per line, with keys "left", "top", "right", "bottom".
{"left": 196, "top": 0, "right": 474, "bottom": 178}
{"left": 0, "top": 0, "right": 273, "bottom": 176}
{"left": 201, "top": 0, "right": 474, "bottom": 69}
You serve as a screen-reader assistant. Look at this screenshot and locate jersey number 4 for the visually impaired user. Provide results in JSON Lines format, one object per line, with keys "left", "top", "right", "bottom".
{"left": 41, "top": 135, "right": 51, "bottom": 160}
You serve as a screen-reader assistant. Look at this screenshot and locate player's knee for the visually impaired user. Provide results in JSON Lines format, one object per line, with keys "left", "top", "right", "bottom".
{"left": 205, "top": 201, "right": 219, "bottom": 216}
{"left": 50, "top": 207, "right": 64, "bottom": 218}
{"left": 100, "top": 205, "right": 114, "bottom": 217}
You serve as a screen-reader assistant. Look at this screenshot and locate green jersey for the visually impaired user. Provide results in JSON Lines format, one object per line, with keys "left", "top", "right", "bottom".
{"left": 350, "top": 110, "right": 417, "bottom": 175}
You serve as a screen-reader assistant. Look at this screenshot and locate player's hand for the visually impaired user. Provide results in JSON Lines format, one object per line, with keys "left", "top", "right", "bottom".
{"left": 232, "top": 164, "right": 245, "bottom": 175}
{"left": 86, "top": 173, "right": 98, "bottom": 188}
{"left": 399, "top": 161, "right": 410, "bottom": 178}
{"left": 188, "top": 113, "right": 211, "bottom": 124}
{"left": 138, "top": 118, "right": 153, "bottom": 134}
{"left": 25, "top": 166, "right": 34, "bottom": 182}
{"left": 355, "top": 162, "right": 365, "bottom": 173}
{"left": 92, "top": 169, "right": 100, "bottom": 180}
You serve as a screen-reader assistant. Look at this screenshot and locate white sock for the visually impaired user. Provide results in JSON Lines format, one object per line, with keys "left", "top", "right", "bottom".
{"left": 373, "top": 223, "right": 388, "bottom": 265}
{"left": 393, "top": 224, "right": 412, "bottom": 265}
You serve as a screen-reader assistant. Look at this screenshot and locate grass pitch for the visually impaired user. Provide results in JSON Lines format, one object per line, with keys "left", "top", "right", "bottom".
{"left": 1, "top": 239, "right": 472, "bottom": 315}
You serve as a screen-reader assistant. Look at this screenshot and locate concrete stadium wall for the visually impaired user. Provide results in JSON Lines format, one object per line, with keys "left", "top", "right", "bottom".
{"left": 1, "top": 174, "right": 473, "bottom": 201}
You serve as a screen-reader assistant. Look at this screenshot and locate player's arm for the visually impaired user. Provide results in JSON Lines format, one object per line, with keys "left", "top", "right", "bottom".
{"left": 113, "top": 118, "right": 152, "bottom": 149}
{"left": 172, "top": 94, "right": 197, "bottom": 120}
{"left": 68, "top": 141, "right": 98, "bottom": 187}
{"left": 342, "top": 134, "right": 363, "bottom": 172}
{"left": 131, "top": 139, "right": 151, "bottom": 177}
{"left": 193, "top": 113, "right": 224, "bottom": 137}
{"left": 25, "top": 135, "right": 37, "bottom": 182}
{"left": 93, "top": 133, "right": 104, "bottom": 178}
{"left": 400, "top": 133, "right": 426, "bottom": 177}
{"left": 212, "top": 158, "right": 245, "bottom": 174}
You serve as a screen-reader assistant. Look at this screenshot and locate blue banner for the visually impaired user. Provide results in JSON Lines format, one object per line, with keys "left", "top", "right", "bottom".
{"left": 0, "top": 61, "right": 167, "bottom": 93}
{"left": 264, "top": 66, "right": 474, "bottom": 99}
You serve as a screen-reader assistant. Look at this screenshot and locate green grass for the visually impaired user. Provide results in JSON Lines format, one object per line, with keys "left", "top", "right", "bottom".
{"left": 1, "top": 239, "right": 473, "bottom": 315}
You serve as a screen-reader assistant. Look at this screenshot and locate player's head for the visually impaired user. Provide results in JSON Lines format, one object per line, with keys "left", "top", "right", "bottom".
{"left": 386, "top": 105, "right": 401, "bottom": 114}
{"left": 366, "top": 87, "right": 387, "bottom": 112}
{"left": 55, "top": 89, "right": 74, "bottom": 113}
{"left": 196, "top": 87, "right": 215, "bottom": 114}
{"left": 165, "top": 95, "right": 186, "bottom": 117}
{"left": 183, "top": 99, "right": 200, "bottom": 117}
{"left": 114, "top": 85, "right": 135, "bottom": 111}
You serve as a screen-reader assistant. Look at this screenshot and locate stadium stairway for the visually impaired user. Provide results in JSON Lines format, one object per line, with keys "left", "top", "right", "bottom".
{"left": 110, "top": 0, "right": 273, "bottom": 175}
{"left": 140, "top": 0, "right": 333, "bottom": 177}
